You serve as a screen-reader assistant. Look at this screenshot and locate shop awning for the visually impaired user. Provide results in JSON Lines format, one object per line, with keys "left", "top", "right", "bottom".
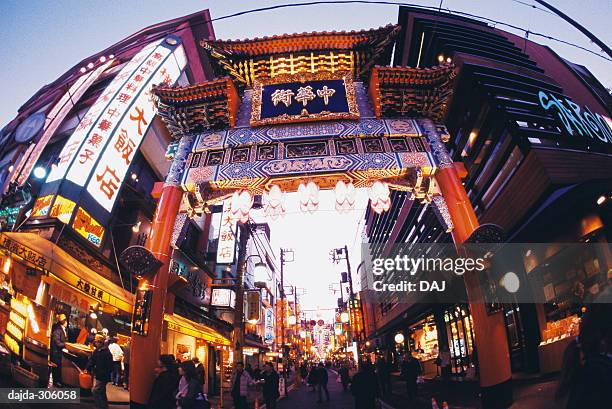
{"left": 164, "top": 313, "right": 231, "bottom": 346}
{"left": 0, "top": 232, "right": 134, "bottom": 313}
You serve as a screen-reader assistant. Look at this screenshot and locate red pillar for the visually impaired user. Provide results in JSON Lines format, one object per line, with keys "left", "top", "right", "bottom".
{"left": 129, "top": 184, "right": 183, "bottom": 407}
{"left": 436, "top": 165, "right": 513, "bottom": 406}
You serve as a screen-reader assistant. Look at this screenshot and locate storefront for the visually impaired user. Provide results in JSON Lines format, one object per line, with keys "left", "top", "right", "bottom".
{"left": 163, "top": 313, "right": 231, "bottom": 395}
{"left": 504, "top": 181, "right": 612, "bottom": 373}
{"left": 0, "top": 232, "right": 134, "bottom": 387}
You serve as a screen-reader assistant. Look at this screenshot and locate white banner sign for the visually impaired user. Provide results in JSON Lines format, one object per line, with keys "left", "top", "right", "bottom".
{"left": 217, "top": 199, "right": 238, "bottom": 264}
{"left": 14, "top": 60, "right": 114, "bottom": 186}
{"left": 46, "top": 36, "right": 187, "bottom": 214}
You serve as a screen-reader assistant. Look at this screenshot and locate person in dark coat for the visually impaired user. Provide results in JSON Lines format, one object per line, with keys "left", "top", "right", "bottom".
{"left": 87, "top": 334, "right": 114, "bottom": 409}
{"left": 192, "top": 357, "right": 205, "bottom": 392}
{"left": 339, "top": 362, "right": 350, "bottom": 391}
{"left": 400, "top": 353, "right": 422, "bottom": 400}
{"left": 299, "top": 363, "right": 308, "bottom": 384}
{"left": 307, "top": 364, "right": 317, "bottom": 391}
{"left": 557, "top": 304, "right": 612, "bottom": 408}
{"left": 375, "top": 357, "right": 391, "bottom": 396}
{"left": 176, "top": 360, "right": 202, "bottom": 409}
{"left": 351, "top": 361, "right": 380, "bottom": 409}
{"left": 260, "top": 362, "right": 280, "bottom": 409}
{"left": 50, "top": 313, "right": 68, "bottom": 386}
{"left": 315, "top": 362, "right": 329, "bottom": 403}
{"left": 122, "top": 340, "right": 131, "bottom": 389}
{"left": 148, "top": 354, "right": 180, "bottom": 409}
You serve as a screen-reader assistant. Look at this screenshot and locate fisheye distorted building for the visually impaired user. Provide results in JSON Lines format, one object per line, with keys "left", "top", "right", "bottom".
{"left": 0, "top": 5, "right": 609, "bottom": 409}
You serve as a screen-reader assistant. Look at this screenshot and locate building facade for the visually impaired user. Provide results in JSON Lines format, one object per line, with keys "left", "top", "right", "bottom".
{"left": 362, "top": 6, "right": 611, "bottom": 394}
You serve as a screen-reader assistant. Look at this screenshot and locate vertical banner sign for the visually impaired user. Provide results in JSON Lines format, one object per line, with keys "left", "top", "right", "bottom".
{"left": 132, "top": 289, "right": 153, "bottom": 336}
{"left": 217, "top": 199, "right": 238, "bottom": 264}
{"left": 264, "top": 308, "right": 274, "bottom": 344}
{"left": 13, "top": 60, "right": 114, "bottom": 186}
{"left": 36, "top": 35, "right": 187, "bottom": 247}
{"left": 246, "top": 290, "right": 261, "bottom": 323}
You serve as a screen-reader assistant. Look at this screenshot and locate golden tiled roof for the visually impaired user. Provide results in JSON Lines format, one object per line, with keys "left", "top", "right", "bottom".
{"left": 201, "top": 25, "right": 401, "bottom": 87}
{"left": 152, "top": 77, "right": 240, "bottom": 136}
{"left": 369, "top": 64, "right": 457, "bottom": 122}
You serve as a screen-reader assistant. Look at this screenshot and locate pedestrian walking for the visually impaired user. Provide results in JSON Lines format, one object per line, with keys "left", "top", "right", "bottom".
{"left": 315, "top": 362, "right": 329, "bottom": 403}
{"left": 192, "top": 357, "right": 206, "bottom": 392}
{"left": 176, "top": 360, "right": 203, "bottom": 409}
{"left": 307, "top": 364, "right": 317, "bottom": 391}
{"left": 350, "top": 361, "right": 379, "bottom": 409}
{"left": 438, "top": 346, "right": 451, "bottom": 380}
{"left": 260, "top": 362, "right": 280, "bottom": 409}
{"left": 299, "top": 363, "right": 308, "bottom": 384}
{"left": 338, "top": 362, "right": 350, "bottom": 391}
{"left": 50, "top": 313, "right": 68, "bottom": 387}
{"left": 375, "top": 357, "right": 391, "bottom": 396}
{"left": 86, "top": 334, "right": 113, "bottom": 409}
{"left": 108, "top": 337, "right": 123, "bottom": 386}
{"left": 122, "top": 340, "right": 131, "bottom": 389}
{"left": 557, "top": 304, "right": 612, "bottom": 409}
{"left": 400, "top": 353, "right": 422, "bottom": 401}
{"left": 148, "top": 354, "right": 180, "bottom": 409}
{"left": 230, "top": 362, "right": 253, "bottom": 409}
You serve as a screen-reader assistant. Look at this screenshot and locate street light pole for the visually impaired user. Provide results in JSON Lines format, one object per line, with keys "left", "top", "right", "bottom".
{"left": 279, "top": 248, "right": 293, "bottom": 397}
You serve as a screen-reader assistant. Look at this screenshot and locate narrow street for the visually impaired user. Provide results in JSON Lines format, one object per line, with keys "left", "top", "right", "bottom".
{"left": 277, "top": 370, "right": 355, "bottom": 409}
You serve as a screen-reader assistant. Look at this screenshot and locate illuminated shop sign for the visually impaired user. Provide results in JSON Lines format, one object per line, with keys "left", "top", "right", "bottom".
{"left": 246, "top": 290, "right": 261, "bottom": 323}
{"left": 72, "top": 207, "right": 105, "bottom": 247}
{"left": 41, "top": 35, "right": 187, "bottom": 226}
{"left": 0, "top": 236, "right": 48, "bottom": 269}
{"left": 132, "top": 289, "right": 153, "bottom": 336}
{"left": 211, "top": 288, "right": 236, "bottom": 308}
{"left": 13, "top": 60, "right": 114, "bottom": 186}
{"left": 538, "top": 91, "right": 612, "bottom": 144}
{"left": 31, "top": 195, "right": 53, "bottom": 217}
{"left": 264, "top": 308, "right": 274, "bottom": 344}
{"left": 217, "top": 199, "right": 238, "bottom": 264}
{"left": 48, "top": 195, "right": 76, "bottom": 224}
{"left": 250, "top": 72, "right": 359, "bottom": 126}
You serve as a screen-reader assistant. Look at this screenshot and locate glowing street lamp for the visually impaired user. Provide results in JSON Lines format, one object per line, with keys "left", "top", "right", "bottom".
{"left": 32, "top": 166, "right": 47, "bottom": 180}
{"left": 340, "top": 312, "right": 349, "bottom": 323}
{"left": 394, "top": 332, "right": 405, "bottom": 344}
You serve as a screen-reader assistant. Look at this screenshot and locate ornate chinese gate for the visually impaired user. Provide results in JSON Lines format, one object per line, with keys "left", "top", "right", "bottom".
{"left": 129, "top": 26, "right": 513, "bottom": 408}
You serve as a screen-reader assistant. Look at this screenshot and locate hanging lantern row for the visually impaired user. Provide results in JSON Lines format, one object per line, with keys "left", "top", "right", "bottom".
{"left": 227, "top": 180, "right": 391, "bottom": 222}
{"left": 230, "top": 190, "right": 253, "bottom": 223}
{"left": 368, "top": 181, "right": 391, "bottom": 214}
{"left": 334, "top": 180, "right": 356, "bottom": 213}
{"left": 298, "top": 181, "right": 320, "bottom": 214}
{"left": 262, "top": 184, "right": 286, "bottom": 220}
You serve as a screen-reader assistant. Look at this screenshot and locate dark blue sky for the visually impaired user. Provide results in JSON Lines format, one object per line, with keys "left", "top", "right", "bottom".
{"left": 1, "top": 0, "right": 610, "bottom": 124}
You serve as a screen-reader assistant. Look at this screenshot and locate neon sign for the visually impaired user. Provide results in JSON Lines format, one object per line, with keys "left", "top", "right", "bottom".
{"left": 538, "top": 91, "right": 612, "bottom": 144}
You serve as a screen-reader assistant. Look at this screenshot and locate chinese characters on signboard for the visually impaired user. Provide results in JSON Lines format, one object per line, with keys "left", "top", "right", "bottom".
{"left": 264, "top": 308, "right": 274, "bottom": 344}
{"left": 250, "top": 72, "right": 359, "bottom": 126}
{"left": 37, "top": 36, "right": 187, "bottom": 247}
{"left": 132, "top": 289, "right": 153, "bottom": 336}
{"left": 246, "top": 290, "right": 261, "bottom": 323}
{"left": 13, "top": 60, "right": 114, "bottom": 186}
{"left": 216, "top": 199, "right": 238, "bottom": 264}
{"left": 211, "top": 288, "right": 236, "bottom": 308}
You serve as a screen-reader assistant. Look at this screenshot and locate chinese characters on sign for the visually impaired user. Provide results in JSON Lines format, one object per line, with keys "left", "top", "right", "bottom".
{"left": 37, "top": 36, "right": 187, "bottom": 247}
{"left": 85, "top": 43, "right": 187, "bottom": 213}
{"left": 211, "top": 288, "right": 236, "bottom": 308}
{"left": 132, "top": 289, "right": 153, "bottom": 336}
{"left": 216, "top": 199, "right": 238, "bottom": 264}
{"left": 251, "top": 73, "right": 359, "bottom": 126}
